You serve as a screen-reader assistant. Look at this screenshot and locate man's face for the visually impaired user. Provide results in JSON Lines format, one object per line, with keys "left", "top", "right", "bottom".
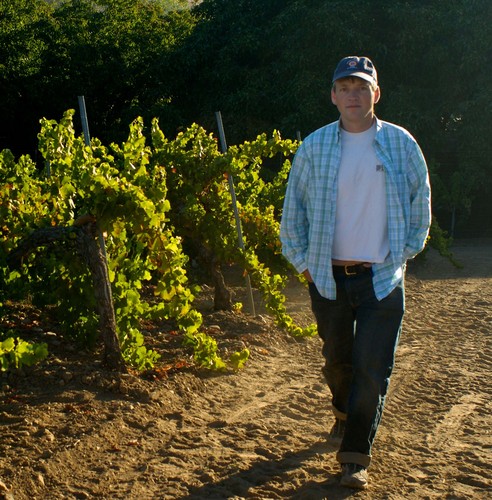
{"left": 331, "top": 77, "right": 380, "bottom": 132}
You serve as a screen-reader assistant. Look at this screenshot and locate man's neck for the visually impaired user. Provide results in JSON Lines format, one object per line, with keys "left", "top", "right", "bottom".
{"left": 340, "top": 115, "right": 375, "bottom": 133}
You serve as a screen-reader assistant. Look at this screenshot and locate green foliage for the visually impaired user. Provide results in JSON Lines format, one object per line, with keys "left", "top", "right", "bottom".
{"left": 151, "top": 120, "right": 317, "bottom": 337}
{"left": 0, "top": 336, "right": 48, "bottom": 372}
{"left": 175, "top": 0, "right": 491, "bottom": 237}
{"left": 229, "top": 348, "right": 250, "bottom": 371}
{"left": 0, "top": 0, "right": 198, "bottom": 152}
{"left": 1, "top": 112, "right": 318, "bottom": 373}
{"left": 182, "top": 331, "right": 227, "bottom": 370}
{"left": 120, "top": 327, "right": 161, "bottom": 371}
{"left": 1, "top": 110, "right": 202, "bottom": 371}
{"left": 182, "top": 331, "right": 250, "bottom": 371}
{"left": 1, "top": 0, "right": 490, "bottom": 236}
{"left": 8, "top": 111, "right": 464, "bottom": 376}
{"left": 243, "top": 250, "right": 317, "bottom": 338}
{"left": 422, "top": 217, "right": 463, "bottom": 269}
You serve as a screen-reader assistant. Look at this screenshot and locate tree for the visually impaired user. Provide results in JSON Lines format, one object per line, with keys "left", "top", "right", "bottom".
{"left": 0, "top": 0, "right": 197, "bottom": 155}
{"left": 174, "top": 0, "right": 491, "bottom": 236}
{"left": 1, "top": 0, "right": 490, "bottom": 236}
{"left": 0, "top": 0, "right": 54, "bottom": 154}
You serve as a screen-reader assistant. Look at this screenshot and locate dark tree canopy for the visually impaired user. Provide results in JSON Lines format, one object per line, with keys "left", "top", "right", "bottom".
{"left": 0, "top": 0, "right": 490, "bottom": 236}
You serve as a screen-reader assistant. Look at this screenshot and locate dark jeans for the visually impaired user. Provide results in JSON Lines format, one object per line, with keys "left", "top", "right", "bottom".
{"left": 308, "top": 270, "right": 404, "bottom": 468}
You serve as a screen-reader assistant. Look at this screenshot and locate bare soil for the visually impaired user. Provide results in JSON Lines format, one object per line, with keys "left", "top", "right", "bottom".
{"left": 1, "top": 240, "right": 491, "bottom": 499}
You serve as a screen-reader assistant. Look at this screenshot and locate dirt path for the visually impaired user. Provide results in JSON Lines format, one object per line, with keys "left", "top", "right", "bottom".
{"left": 1, "top": 240, "right": 491, "bottom": 499}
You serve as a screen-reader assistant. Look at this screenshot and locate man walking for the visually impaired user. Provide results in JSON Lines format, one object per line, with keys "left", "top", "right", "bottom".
{"left": 280, "top": 56, "right": 431, "bottom": 489}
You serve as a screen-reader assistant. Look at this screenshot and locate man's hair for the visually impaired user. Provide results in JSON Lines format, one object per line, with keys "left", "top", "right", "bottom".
{"left": 332, "top": 77, "right": 378, "bottom": 91}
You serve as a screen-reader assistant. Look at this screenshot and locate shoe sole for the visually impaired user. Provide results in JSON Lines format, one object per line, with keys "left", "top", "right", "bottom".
{"left": 340, "top": 476, "right": 368, "bottom": 489}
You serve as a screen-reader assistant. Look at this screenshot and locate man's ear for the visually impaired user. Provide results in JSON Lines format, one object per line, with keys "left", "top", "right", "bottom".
{"left": 374, "top": 85, "right": 381, "bottom": 104}
{"left": 331, "top": 87, "right": 337, "bottom": 105}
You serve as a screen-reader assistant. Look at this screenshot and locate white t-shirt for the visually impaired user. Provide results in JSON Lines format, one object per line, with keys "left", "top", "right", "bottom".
{"left": 332, "top": 124, "right": 389, "bottom": 263}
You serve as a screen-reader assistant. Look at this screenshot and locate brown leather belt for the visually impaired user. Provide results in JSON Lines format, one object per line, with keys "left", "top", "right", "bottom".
{"left": 332, "top": 263, "right": 372, "bottom": 276}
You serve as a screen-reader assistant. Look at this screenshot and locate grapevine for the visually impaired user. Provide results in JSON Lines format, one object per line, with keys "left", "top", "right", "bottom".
{"left": 151, "top": 121, "right": 317, "bottom": 336}
{"left": 1, "top": 111, "right": 317, "bottom": 375}
{"left": 0, "top": 336, "right": 48, "bottom": 372}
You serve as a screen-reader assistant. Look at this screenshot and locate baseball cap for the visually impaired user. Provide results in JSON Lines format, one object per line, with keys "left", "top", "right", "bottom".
{"left": 332, "top": 56, "right": 378, "bottom": 85}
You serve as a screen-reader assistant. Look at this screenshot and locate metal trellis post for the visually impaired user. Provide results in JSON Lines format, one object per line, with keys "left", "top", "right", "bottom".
{"left": 215, "top": 111, "right": 256, "bottom": 317}
{"left": 77, "top": 96, "right": 109, "bottom": 263}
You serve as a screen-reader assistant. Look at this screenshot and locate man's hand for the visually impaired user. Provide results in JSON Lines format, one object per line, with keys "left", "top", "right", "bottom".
{"left": 303, "top": 269, "right": 313, "bottom": 283}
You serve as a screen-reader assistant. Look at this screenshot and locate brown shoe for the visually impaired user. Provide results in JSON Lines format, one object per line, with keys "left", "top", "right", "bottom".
{"left": 340, "top": 463, "right": 369, "bottom": 489}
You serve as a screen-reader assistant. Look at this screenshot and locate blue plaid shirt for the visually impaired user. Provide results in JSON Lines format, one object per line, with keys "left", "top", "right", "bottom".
{"left": 280, "top": 117, "right": 431, "bottom": 300}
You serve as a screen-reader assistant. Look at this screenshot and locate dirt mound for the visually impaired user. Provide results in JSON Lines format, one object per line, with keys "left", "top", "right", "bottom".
{"left": 1, "top": 240, "right": 491, "bottom": 499}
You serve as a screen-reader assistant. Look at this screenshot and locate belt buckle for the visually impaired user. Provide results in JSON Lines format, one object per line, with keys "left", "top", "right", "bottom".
{"left": 344, "top": 265, "right": 357, "bottom": 276}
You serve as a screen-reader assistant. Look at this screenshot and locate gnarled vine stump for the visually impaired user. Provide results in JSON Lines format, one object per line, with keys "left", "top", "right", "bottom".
{"left": 7, "top": 219, "right": 127, "bottom": 372}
